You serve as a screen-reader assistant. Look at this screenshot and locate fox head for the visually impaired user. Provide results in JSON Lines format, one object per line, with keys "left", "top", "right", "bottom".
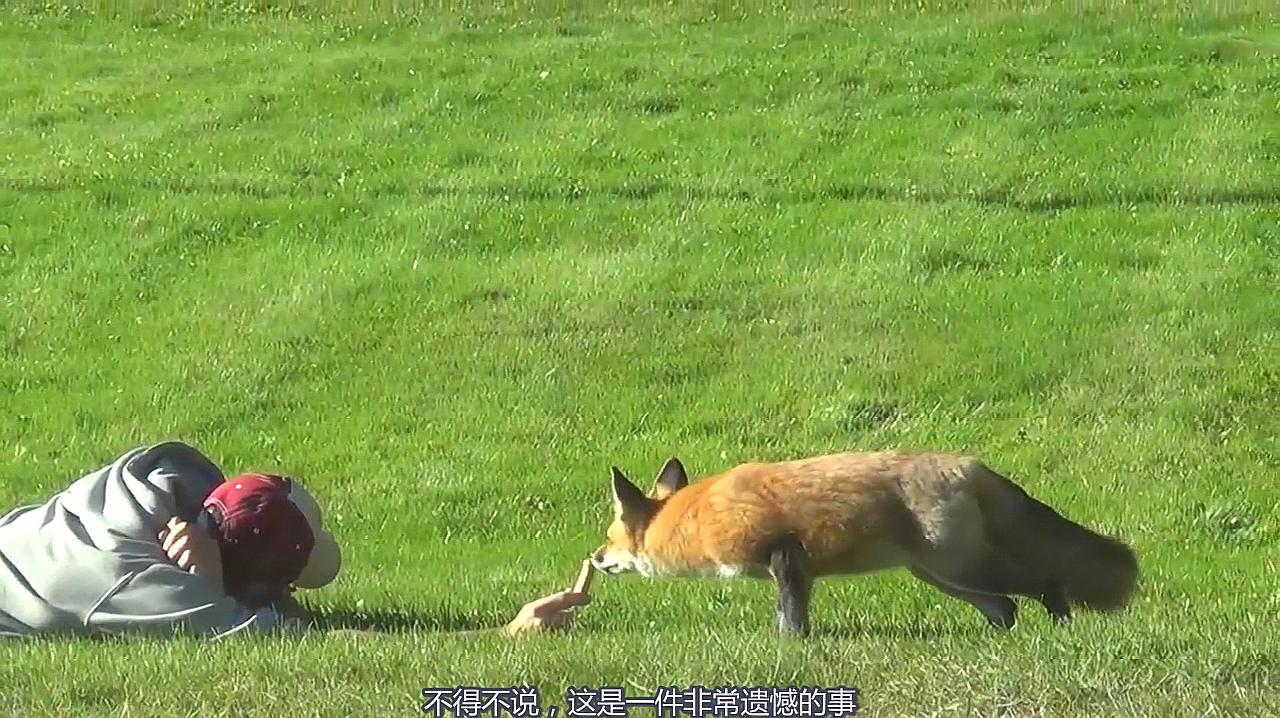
{"left": 590, "top": 457, "right": 689, "bottom": 578}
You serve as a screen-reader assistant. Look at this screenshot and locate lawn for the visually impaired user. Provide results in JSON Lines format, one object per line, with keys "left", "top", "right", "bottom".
{"left": 0, "top": 1, "right": 1277, "bottom": 716}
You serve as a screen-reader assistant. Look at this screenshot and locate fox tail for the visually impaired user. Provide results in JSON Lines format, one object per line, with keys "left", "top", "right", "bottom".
{"left": 975, "top": 466, "right": 1138, "bottom": 612}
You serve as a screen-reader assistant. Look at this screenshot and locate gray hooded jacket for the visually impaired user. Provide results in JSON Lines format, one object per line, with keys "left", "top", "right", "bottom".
{"left": 0, "top": 441, "right": 290, "bottom": 639}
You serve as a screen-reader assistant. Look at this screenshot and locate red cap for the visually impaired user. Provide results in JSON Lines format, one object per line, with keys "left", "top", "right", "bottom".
{"left": 203, "top": 473, "right": 316, "bottom": 601}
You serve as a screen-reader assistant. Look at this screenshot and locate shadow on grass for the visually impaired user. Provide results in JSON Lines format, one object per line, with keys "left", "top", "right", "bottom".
{"left": 6, "top": 176, "right": 1277, "bottom": 213}
{"left": 308, "top": 605, "right": 506, "bottom": 634}
{"left": 804, "top": 614, "right": 1021, "bottom": 641}
{"left": 810, "top": 623, "right": 967, "bottom": 641}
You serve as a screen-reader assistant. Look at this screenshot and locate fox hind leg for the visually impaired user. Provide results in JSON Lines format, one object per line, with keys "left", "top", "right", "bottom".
{"left": 1039, "top": 579, "right": 1072, "bottom": 625}
{"left": 768, "top": 537, "right": 812, "bottom": 636}
{"left": 909, "top": 566, "right": 1017, "bottom": 629}
{"left": 924, "top": 550, "right": 1072, "bottom": 625}
{"left": 966, "top": 555, "right": 1072, "bottom": 624}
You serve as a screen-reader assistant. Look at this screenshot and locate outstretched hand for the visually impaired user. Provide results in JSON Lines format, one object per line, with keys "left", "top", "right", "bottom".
{"left": 503, "top": 589, "right": 592, "bottom": 636}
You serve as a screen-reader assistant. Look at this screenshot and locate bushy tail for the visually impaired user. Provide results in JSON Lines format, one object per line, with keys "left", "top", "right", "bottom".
{"left": 974, "top": 466, "right": 1139, "bottom": 612}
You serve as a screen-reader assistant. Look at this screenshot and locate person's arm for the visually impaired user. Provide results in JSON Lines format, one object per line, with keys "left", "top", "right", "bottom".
{"left": 326, "top": 589, "right": 591, "bottom": 639}
{"left": 497, "top": 589, "right": 592, "bottom": 635}
{"left": 158, "top": 518, "right": 592, "bottom": 639}
{"left": 82, "top": 559, "right": 300, "bottom": 639}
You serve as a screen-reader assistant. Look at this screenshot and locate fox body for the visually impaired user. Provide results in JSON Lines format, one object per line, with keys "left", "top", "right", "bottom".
{"left": 591, "top": 451, "right": 1138, "bottom": 635}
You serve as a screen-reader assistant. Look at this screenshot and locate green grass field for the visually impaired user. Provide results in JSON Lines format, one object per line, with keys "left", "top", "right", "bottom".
{"left": 1, "top": 1, "right": 1277, "bottom": 716}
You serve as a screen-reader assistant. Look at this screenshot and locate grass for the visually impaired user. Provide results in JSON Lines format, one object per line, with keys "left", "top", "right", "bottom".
{"left": 0, "top": 1, "right": 1278, "bottom": 716}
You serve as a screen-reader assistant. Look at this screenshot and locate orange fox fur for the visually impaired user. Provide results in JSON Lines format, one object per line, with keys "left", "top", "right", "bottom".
{"left": 591, "top": 451, "right": 1138, "bottom": 635}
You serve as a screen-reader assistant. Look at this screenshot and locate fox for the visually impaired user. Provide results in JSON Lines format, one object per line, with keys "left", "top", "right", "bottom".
{"left": 590, "top": 451, "right": 1139, "bottom": 636}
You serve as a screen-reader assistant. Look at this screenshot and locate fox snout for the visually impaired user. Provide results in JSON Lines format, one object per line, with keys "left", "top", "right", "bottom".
{"left": 589, "top": 544, "right": 617, "bottom": 573}
{"left": 590, "top": 544, "right": 634, "bottom": 575}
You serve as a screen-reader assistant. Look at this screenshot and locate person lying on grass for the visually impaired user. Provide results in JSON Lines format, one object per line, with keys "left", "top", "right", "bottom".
{"left": 0, "top": 441, "right": 588, "bottom": 639}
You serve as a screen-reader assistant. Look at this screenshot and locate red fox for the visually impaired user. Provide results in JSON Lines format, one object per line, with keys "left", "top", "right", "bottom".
{"left": 590, "top": 451, "right": 1138, "bottom": 635}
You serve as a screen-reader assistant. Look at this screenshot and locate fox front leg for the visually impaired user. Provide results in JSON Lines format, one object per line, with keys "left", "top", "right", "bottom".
{"left": 768, "top": 537, "right": 812, "bottom": 636}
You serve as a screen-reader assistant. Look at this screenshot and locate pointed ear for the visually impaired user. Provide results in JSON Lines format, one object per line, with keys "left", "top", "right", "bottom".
{"left": 651, "top": 457, "right": 689, "bottom": 500}
{"left": 611, "top": 466, "right": 651, "bottom": 517}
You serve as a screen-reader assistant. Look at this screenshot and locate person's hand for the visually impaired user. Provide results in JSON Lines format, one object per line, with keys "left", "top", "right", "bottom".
{"left": 503, "top": 589, "right": 591, "bottom": 636}
{"left": 158, "top": 517, "right": 224, "bottom": 587}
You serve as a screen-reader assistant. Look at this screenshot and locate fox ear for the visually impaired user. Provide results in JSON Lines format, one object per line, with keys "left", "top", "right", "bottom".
{"left": 651, "top": 457, "right": 688, "bottom": 500}
{"left": 611, "top": 467, "right": 650, "bottom": 516}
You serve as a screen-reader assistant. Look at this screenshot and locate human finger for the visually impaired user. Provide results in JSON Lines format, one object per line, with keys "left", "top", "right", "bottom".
{"left": 166, "top": 533, "right": 191, "bottom": 561}
{"left": 162, "top": 522, "right": 188, "bottom": 553}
